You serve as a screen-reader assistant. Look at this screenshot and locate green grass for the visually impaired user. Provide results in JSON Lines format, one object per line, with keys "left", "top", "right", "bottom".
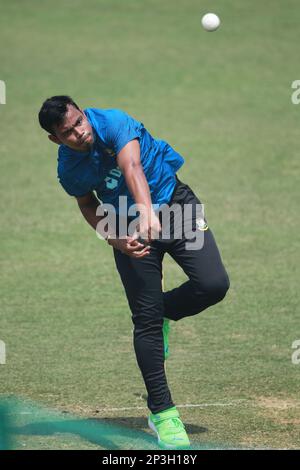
{"left": 1, "top": 0, "right": 300, "bottom": 449}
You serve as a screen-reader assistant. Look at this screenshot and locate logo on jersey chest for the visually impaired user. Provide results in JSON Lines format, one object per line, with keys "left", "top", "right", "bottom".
{"left": 104, "top": 167, "right": 122, "bottom": 190}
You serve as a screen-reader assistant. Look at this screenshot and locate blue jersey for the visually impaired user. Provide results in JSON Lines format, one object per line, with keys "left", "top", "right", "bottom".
{"left": 57, "top": 108, "right": 184, "bottom": 213}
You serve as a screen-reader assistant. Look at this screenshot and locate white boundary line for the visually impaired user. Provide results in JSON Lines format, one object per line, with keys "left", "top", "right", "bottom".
{"left": 93, "top": 399, "right": 247, "bottom": 413}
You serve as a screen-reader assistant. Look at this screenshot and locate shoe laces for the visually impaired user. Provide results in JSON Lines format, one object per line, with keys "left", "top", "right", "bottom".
{"left": 171, "top": 418, "right": 184, "bottom": 429}
{"left": 159, "top": 417, "right": 185, "bottom": 433}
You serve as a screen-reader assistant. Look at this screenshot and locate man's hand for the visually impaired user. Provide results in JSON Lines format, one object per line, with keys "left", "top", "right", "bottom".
{"left": 135, "top": 209, "right": 161, "bottom": 243}
{"left": 108, "top": 236, "right": 151, "bottom": 258}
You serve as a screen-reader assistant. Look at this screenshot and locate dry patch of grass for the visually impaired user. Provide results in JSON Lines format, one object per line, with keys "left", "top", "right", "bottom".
{"left": 256, "top": 396, "right": 300, "bottom": 410}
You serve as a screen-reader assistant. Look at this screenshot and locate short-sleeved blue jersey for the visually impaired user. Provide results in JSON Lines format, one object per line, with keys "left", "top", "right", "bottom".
{"left": 57, "top": 108, "right": 184, "bottom": 213}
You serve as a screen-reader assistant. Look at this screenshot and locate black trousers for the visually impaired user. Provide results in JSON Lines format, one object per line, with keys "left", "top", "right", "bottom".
{"left": 113, "top": 178, "right": 230, "bottom": 414}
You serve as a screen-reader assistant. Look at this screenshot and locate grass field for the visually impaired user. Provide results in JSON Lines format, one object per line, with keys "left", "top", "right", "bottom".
{"left": 1, "top": 0, "right": 300, "bottom": 449}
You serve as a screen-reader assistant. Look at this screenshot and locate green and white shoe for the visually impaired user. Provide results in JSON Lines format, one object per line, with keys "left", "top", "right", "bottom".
{"left": 148, "top": 406, "right": 190, "bottom": 450}
{"left": 163, "top": 318, "right": 170, "bottom": 360}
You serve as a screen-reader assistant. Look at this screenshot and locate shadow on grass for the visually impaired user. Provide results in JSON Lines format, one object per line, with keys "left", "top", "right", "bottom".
{"left": 11, "top": 418, "right": 208, "bottom": 450}
{"left": 1, "top": 397, "right": 222, "bottom": 450}
{"left": 98, "top": 416, "right": 208, "bottom": 435}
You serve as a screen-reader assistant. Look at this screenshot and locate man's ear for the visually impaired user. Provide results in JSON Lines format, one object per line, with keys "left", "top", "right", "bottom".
{"left": 48, "top": 134, "right": 61, "bottom": 145}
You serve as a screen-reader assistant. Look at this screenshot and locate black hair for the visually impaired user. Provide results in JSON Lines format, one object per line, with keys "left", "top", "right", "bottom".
{"left": 38, "top": 95, "right": 80, "bottom": 135}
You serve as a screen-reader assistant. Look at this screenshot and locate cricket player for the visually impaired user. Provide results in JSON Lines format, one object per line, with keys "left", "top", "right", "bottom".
{"left": 38, "top": 96, "right": 230, "bottom": 449}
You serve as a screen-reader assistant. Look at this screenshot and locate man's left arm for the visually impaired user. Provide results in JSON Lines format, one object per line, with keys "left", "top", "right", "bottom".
{"left": 116, "top": 139, "right": 161, "bottom": 242}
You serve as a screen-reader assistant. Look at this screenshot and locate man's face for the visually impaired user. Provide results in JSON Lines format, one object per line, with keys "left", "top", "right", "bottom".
{"left": 51, "top": 105, "right": 94, "bottom": 152}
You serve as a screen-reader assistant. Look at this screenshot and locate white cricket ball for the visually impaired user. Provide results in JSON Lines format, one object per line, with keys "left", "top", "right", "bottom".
{"left": 201, "top": 13, "right": 221, "bottom": 32}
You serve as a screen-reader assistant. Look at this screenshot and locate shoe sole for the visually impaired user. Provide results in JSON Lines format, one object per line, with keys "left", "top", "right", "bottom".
{"left": 148, "top": 417, "right": 191, "bottom": 450}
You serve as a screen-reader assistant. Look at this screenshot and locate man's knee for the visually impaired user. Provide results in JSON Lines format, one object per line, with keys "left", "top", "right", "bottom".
{"left": 195, "top": 273, "right": 230, "bottom": 304}
{"left": 132, "top": 308, "right": 164, "bottom": 333}
{"left": 211, "top": 274, "right": 230, "bottom": 302}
